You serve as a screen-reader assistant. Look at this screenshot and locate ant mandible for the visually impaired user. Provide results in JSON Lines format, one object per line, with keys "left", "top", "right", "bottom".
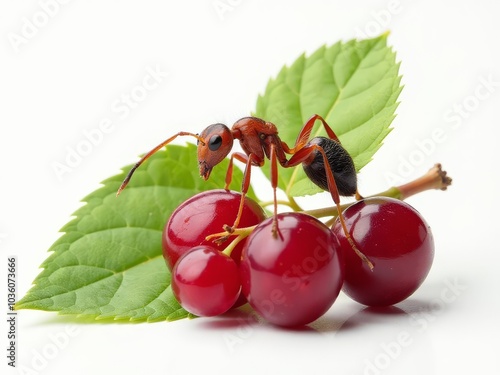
{"left": 117, "top": 114, "right": 373, "bottom": 269}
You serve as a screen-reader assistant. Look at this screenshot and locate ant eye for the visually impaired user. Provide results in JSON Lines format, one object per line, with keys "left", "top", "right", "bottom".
{"left": 208, "top": 135, "right": 222, "bottom": 151}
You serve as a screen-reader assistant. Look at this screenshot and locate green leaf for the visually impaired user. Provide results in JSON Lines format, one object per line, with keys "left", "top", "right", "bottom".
{"left": 16, "top": 143, "right": 250, "bottom": 322}
{"left": 255, "top": 33, "right": 403, "bottom": 196}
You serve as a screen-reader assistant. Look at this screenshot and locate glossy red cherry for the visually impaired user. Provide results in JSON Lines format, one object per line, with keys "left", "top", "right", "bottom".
{"left": 240, "top": 212, "right": 344, "bottom": 327}
{"left": 171, "top": 246, "right": 241, "bottom": 317}
{"left": 332, "top": 197, "right": 434, "bottom": 307}
{"left": 162, "top": 189, "right": 266, "bottom": 270}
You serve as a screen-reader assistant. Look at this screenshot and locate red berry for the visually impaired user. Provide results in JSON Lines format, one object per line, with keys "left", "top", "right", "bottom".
{"left": 240, "top": 212, "right": 344, "bottom": 327}
{"left": 332, "top": 197, "right": 434, "bottom": 307}
{"left": 162, "top": 189, "right": 266, "bottom": 270}
{"left": 171, "top": 246, "right": 241, "bottom": 317}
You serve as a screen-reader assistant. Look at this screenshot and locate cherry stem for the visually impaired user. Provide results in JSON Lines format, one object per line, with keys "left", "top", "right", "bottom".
{"left": 287, "top": 196, "right": 303, "bottom": 211}
{"left": 397, "top": 163, "right": 452, "bottom": 199}
{"left": 259, "top": 197, "right": 303, "bottom": 212}
{"left": 205, "top": 225, "right": 258, "bottom": 256}
{"left": 303, "top": 163, "right": 452, "bottom": 219}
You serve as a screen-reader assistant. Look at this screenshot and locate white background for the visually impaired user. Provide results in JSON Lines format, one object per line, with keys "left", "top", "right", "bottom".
{"left": 1, "top": 1, "right": 499, "bottom": 374}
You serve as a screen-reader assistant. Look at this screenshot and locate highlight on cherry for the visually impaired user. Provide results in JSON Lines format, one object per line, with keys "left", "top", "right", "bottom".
{"left": 116, "top": 114, "right": 452, "bottom": 327}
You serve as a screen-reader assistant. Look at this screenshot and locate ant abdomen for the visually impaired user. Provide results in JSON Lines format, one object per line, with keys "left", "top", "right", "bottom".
{"left": 303, "top": 137, "right": 357, "bottom": 196}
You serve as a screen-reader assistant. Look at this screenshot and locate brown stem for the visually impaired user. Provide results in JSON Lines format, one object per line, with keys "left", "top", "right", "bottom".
{"left": 303, "top": 163, "right": 453, "bottom": 219}
{"left": 397, "top": 163, "right": 452, "bottom": 199}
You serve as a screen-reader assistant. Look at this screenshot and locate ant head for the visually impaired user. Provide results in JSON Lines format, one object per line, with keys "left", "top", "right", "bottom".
{"left": 197, "top": 123, "right": 233, "bottom": 180}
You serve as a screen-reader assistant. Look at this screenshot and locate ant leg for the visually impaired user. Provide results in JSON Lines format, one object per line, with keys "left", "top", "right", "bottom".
{"left": 225, "top": 148, "right": 280, "bottom": 238}
{"left": 219, "top": 153, "right": 261, "bottom": 237}
{"left": 207, "top": 153, "right": 263, "bottom": 244}
{"left": 307, "top": 114, "right": 340, "bottom": 142}
{"left": 269, "top": 143, "right": 280, "bottom": 237}
{"left": 230, "top": 153, "right": 255, "bottom": 231}
{"left": 285, "top": 145, "right": 374, "bottom": 270}
{"left": 284, "top": 114, "right": 341, "bottom": 154}
{"left": 224, "top": 152, "right": 249, "bottom": 191}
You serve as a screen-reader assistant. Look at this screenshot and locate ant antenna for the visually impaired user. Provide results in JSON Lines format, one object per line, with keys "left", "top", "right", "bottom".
{"left": 116, "top": 132, "right": 205, "bottom": 196}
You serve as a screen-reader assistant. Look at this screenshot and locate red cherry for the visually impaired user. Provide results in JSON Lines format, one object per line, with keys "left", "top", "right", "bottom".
{"left": 171, "top": 246, "right": 241, "bottom": 317}
{"left": 162, "top": 189, "right": 266, "bottom": 270}
{"left": 332, "top": 197, "right": 434, "bottom": 307}
{"left": 240, "top": 212, "right": 344, "bottom": 327}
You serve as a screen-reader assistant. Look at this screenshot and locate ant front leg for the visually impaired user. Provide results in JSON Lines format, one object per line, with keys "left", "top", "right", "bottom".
{"left": 208, "top": 152, "right": 262, "bottom": 244}
{"left": 224, "top": 152, "right": 250, "bottom": 191}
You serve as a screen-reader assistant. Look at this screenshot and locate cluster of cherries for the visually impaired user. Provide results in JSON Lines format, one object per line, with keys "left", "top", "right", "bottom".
{"left": 165, "top": 189, "right": 434, "bottom": 327}
{"left": 116, "top": 114, "right": 440, "bottom": 327}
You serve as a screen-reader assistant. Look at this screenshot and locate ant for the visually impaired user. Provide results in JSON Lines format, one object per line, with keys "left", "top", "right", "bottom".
{"left": 117, "top": 114, "right": 372, "bottom": 269}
